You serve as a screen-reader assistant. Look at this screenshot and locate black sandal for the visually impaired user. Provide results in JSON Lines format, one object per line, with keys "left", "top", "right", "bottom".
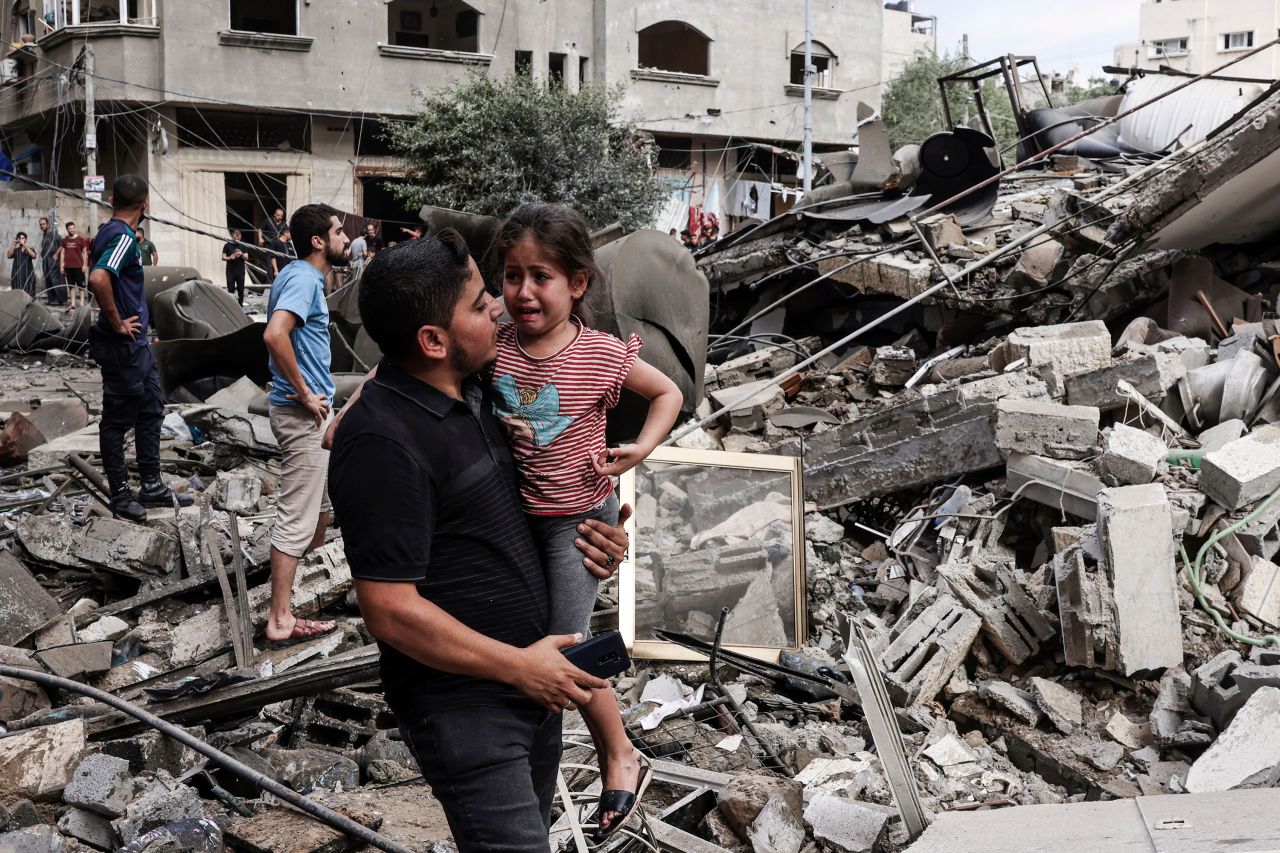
{"left": 591, "top": 755, "right": 652, "bottom": 841}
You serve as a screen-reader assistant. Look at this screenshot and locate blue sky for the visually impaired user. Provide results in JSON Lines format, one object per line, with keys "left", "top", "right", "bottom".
{"left": 912, "top": 0, "right": 1143, "bottom": 80}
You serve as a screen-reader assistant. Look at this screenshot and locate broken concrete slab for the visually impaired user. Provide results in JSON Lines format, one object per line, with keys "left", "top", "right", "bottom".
{"left": 870, "top": 346, "right": 917, "bottom": 387}
{"left": 70, "top": 516, "right": 181, "bottom": 579}
{"left": 0, "top": 825, "right": 72, "bottom": 853}
{"left": 1004, "top": 320, "right": 1111, "bottom": 396}
{"left": 35, "top": 641, "right": 114, "bottom": 680}
{"left": 1063, "top": 351, "right": 1185, "bottom": 411}
{"left": 76, "top": 616, "right": 130, "bottom": 644}
{"left": 1201, "top": 424, "right": 1280, "bottom": 510}
{"left": 978, "top": 680, "right": 1044, "bottom": 727}
{"left": 1029, "top": 678, "right": 1084, "bottom": 734}
{"left": 803, "top": 794, "right": 889, "bottom": 853}
{"left": 1097, "top": 424, "right": 1168, "bottom": 486}
{"left": 57, "top": 805, "right": 116, "bottom": 851}
{"left": 0, "top": 718, "right": 87, "bottom": 800}
{"left": 938, "top": 561, "right": 1055, "bottom": 664}
{"left": 1007, "top": 453, "right": 1103, "bottom": 521}
{"left": 63, "top": 753, "right": 134, "bottom": 817}
{"left": 1186, "top": 686, "right": 1280, "bottom": 792}
{"left": 1236, "top": 555, "right": 1280, "bottom": 626}
{"left": 1098, "top": 485, "right": 1183, "bottom": 675}
{"left": 748, "top": 794, "right": 806, "bottom": 853}
{"left": 1105, "top": 712, "right": 1154, "bottom": 749}
{"left": 0, "top": 549, "right": 62, "bottom": 646}
{"left": 716, "top": 774, "right": 803, "bottom": 838}
{"left": 113, "top": 776, "right": 206, "bottom": 846}
{"left": 1054, "top": 538, "right": 1117, "bottom": 671}
{"left": 995, "top": 398, "right": 1099, "bottom": 460}
{"left": 213, "top": 469, "right": 263, "bottom": 514}
{"left": 1198, "top": 418, "right": 1247, "bottom": 452}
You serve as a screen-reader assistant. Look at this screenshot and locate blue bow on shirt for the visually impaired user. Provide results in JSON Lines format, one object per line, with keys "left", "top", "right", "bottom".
{"left": 492, "top": 374, "right": 574, "bottom": 447}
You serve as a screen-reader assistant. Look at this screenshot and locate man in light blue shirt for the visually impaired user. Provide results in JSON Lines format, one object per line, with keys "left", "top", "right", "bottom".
{"left": 262, "top": 203, "right": 349, "bottom": 644}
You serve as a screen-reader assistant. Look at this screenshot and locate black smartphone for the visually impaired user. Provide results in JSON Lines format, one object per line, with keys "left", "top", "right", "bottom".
{"left": 562, "top": 630, "right": 631, "bottom": 679}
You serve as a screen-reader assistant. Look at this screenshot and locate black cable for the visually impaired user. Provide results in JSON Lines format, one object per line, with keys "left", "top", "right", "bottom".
{"left": 0, "top": 665, "right": 416, "bottom": 853}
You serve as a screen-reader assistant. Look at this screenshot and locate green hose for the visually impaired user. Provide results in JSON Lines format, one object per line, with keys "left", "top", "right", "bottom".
{"left": 1167, "top": 450, "right": 1205, "bottom": 469}
{"left": 1180, "top": 485, "right": 1280, "bottom": 648}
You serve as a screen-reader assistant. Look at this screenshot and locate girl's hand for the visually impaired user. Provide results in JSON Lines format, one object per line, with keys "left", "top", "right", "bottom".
{"left": 591, "top": 444, "right": 647, "bottom": 477}
{"left": 502, "top": 416, "right": 534, "bottom": 443}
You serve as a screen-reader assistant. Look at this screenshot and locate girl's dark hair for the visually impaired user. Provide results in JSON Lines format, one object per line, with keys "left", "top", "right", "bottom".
{"left": 484, "top": 203, "right": 601, "bottom": 323}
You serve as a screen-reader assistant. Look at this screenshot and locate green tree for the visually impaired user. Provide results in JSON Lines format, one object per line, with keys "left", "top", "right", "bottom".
{"left": 385, "top": 74, "right": 666, "bottom": 231}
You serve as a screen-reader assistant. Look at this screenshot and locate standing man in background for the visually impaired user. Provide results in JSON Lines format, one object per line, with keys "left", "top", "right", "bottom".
{"left": 222, "top": 228, "right": 248, "bottom": 306}
{"left": 259, "top": 206, "right": 286, "bottom": 247}
{"left": 135, "top": 227, "right": 158, "bottom": 266}
{"left": 262, "top": 204, "right": 347, "bottom": 643}
{"left": 37, "top": 216, "right": 63, "bottom": 305}
{"left": 7, "top": 232, "right": 36, "bottom": 296}
{"left": 86, "top": 175, "right": 191, "bottom": 520}
{"left": 60, "top": 222, "right": 90, "bottom": 308}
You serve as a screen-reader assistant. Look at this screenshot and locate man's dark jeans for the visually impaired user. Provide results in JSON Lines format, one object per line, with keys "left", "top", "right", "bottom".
{"left": 394, "top": 702, "right": 562, "bottom": 852}
{"left": 88, "top": 330, "right": 163, "bottom": 493}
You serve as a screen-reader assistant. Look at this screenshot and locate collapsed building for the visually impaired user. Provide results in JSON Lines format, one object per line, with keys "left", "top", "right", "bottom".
{"left": 1, "top": 52, "right": 1280, "bottom": 853}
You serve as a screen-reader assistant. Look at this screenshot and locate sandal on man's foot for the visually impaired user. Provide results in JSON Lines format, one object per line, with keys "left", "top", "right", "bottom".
{"left": 267, "top": 618, "right": 338, "bottom": 649}
{"left": 591, "top": 755, "right": 652, "bottom": 841}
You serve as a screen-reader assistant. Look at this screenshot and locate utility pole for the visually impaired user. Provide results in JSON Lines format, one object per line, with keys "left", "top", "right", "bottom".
{"left": 802, "top": 0, "right": 813, "bottom": 192}
{"left": 83, "top": 45, "right": 98, "bottom": 229}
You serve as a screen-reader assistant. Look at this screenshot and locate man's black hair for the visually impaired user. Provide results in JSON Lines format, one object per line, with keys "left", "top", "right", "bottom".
{"left": 288, "top": 204, "right": 339, "bottom": 259}
{"left": 358, "top": 228, "right": 472, "bottom": 360}
{"left": 65, "top": 222, "right": 75, "bottom": 229}
{"left": 111, "top": 174, "right": 149, "bottom": 210}
{"left": 15, "top": 231, "right": 26, "bottom": 240}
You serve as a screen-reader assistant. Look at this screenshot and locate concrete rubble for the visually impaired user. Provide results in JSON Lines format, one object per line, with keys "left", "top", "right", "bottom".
{"left": 0, "top": 63, "right": 1279, "bottom": 853}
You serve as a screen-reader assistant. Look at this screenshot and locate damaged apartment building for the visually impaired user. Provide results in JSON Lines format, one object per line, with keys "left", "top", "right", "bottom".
{"left": 0, "top": 0, "right": 934, "bottom": 281}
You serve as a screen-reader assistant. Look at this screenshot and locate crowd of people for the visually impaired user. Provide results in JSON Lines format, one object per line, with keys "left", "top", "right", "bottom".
{"left": 5, "top": 216, "right": 150, "bottom": 307}
{"left": 88, "top": 175, "right": 664, "bottom": 850}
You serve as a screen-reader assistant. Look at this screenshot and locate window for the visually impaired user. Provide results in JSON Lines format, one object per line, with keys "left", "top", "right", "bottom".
{"left": 514, "top": 50, "right": 533, "bottom": 74}
{"left": 44, "top": 0, "right": 157, "bottom": 29}
{"left": 230, "top": 0, "right": 296, "bottom": 35}
{"left": 1222, "top": 31, "right": 1254, "bottom": 51}
{"left": 1149, "top": 37, "right": 1189, "bottom": 57}
{"left": 548, "top": 51, "right": 566, "bottom": 87}
{"left": 637, "top": 21, "right": 710, "bottom": 76}
{"left": 789, "top": 41, "right": 835, "bottom": 89}
{"left": 654, "top": 135, "right": 692, "bottom": 170}
{"left": 387, "top": 0, "right": 481, "bottom": 53}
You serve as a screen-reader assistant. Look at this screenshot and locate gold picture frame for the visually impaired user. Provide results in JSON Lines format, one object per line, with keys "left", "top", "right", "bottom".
{"left": 618, "top": 446, "right": 807, "bottom": 663}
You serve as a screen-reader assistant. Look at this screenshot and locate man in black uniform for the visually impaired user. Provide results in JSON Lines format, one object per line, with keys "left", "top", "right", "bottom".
{"left": 86, "top": 175, "right": 192, "bottom": 520}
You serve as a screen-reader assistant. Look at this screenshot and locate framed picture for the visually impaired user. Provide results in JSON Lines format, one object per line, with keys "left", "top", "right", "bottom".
{"left": 618, "top": 446, "right": 806, "bottom": 662}
{"left": 400, "top": 10, "right": 422, "bottom": 31}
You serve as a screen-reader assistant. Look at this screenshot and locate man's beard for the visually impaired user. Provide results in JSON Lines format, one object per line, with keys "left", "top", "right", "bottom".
{"left": 450, "top": 346, "right": 494, "bottom": 378}
{"left": 326, "top": 246, "right": 349, "bottom": 268}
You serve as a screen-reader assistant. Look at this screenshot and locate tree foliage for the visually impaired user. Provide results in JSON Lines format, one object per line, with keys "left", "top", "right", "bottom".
{"left": 385, "top": 74, "right": 667, "bottom": 231}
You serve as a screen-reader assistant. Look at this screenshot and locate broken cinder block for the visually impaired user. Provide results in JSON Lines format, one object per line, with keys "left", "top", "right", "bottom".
{"left": 938, "top": 561, "right": 1055, "bottom": 665}
{"left": 1201, "top": 424, "right": 1280, "bottom": 511}
{"left": 1097, "top": 423, "right": 1169, "bottom": 486}
{"left": 880, "top": 593, "right": 981, "bottom": 706}
{"left": 995, "top": 398, "right": 1099, "bottom": 460}
{"left": 1004, "top": 320, "right": 1111, "bottom": 395}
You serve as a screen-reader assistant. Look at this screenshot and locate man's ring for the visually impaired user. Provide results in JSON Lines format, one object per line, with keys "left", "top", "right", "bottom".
{"left": 606, "top": 555, "right": 616, "bottom": 567}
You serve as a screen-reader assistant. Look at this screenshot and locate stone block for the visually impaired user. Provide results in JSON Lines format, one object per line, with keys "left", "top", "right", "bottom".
{"left": 1099, "top": 485, "right": 1183, "bottom": 675}
{"left": 1236, "top": 496, "right": 1280, "bottom": 560}
{"left": 63, "top": 753, "right": 133, "bottom": 817}
{"left": 0, "top": 549, "right": 62, "bottom": 646}
{"left": 748, "top": 794, "right": 805, "bottom": 853}
{"left": 113, "top": 777, "right": 204, "bottom": 846}
{"left": 870, "top": 346, "right": 917, "bottom": 387}
{"left": 803, "top": 794, "right": 889, "bottom": 853}
{"left": 1186, "top": 686, "right": 1280, "bottom": 792}
{"left": 1188, "top": 650, "right": 1244, "bottom": 730}
{"left": 978, "top": 680, "right": 1044, "bottom": 726}
{"left": 77, "top": 616, "right": 129, "bottom": 644}
{"left": 0, "top": 719, "right": 87, "bottom": 800}
{"left": 919, "top": 213, "right": 966, "bottom": 251}
{"left": 213, "top": 469, "right": 263, "bottom": 514}
{"left": 1237, "top": 555, "right": 1280, "bottom": 626}
{"left": 716, "top": 774, "right": 803, "bottom": 838}
{"left": 58, "top": 806, "right": 116, "bottom": 851}
{"left": 1201, "top": 425, "right": 1280, "bottom": 510}
{"left": 1029, "top": 677, "right": 1084, "bottom": 734}
{"left": 1097, "top": 424, "right": 1169, "bottom": 486}
{"left": 14, "top": 515, "right": 87, "bottom": 570}
{"left": 1008, "top": 453, "right": 1103, "bottom": 521}
{"left": 880, "top": 593, "right": 982, "bottom": 706}
{"left": 995, "top": 398, "right": 1099, "bottom": 460}
{"left": 1005, "top": 320, "right": 1111, "bottom": 394}
{"left": 1064, "top": 352, "right": 1185, "bottom": 411}
{"left": 71, "top": 516, "right": 180, "bottom": 579}
{"left": 35, "top": 641, "right": 114, "bottom": 679}
{"left": 0, "top": 825, "right": 71, "bottom": 852}
{"left": 1198, "top": 418, "right": 1247, "bottom": 452}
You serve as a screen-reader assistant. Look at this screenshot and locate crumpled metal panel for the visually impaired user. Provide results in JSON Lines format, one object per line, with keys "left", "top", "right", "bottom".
{"left": 151, "top": 280, "right": 252, "bottom": 341}
{"left": 913, "top": 127, "right": 1000, "bottom": 227}
{"left": 1118, "top": 75, "right": 1269, "bottom": 153}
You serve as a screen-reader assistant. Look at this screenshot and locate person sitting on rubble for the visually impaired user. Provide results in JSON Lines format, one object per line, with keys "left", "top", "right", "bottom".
{"left": 327, "top": 231, "right": 631, "bottom": 850}
{"left": 86, "top": 175, "right": 193, "bottom": 520}
{"left": 484, "top": 202, "right": 683, "bottom": 839}
{"left": 262, "top": 204, "right": 348, "bottom": 645}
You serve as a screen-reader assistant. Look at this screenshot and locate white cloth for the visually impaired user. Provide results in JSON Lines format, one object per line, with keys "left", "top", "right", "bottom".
{"left": 726, "top": 180, "right": 772, "bottom": 221}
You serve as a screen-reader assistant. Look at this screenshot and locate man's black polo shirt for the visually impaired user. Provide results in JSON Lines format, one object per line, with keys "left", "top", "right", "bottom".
{"left": 329, "top": 359, "right": 549, "bottom": 712}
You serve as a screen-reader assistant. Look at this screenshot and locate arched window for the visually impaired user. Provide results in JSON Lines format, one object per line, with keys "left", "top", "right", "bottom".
{"left": 790, "top": 40, "right": 835, "bottom": 89}
{"left": 637, "top": 21, "right": 711, "bottom": 76}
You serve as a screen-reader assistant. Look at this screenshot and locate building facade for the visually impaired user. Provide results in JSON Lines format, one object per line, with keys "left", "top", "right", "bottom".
{"left": 1113, "top": 0, "right": 1280, "bottom": 79}
{"left": 0, "top": 1, "right": 939, "bottom": 277}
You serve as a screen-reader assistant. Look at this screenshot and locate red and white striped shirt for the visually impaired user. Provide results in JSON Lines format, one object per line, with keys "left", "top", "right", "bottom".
{"left": 490, "top": 320, "right": 642, "bottom": 516}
